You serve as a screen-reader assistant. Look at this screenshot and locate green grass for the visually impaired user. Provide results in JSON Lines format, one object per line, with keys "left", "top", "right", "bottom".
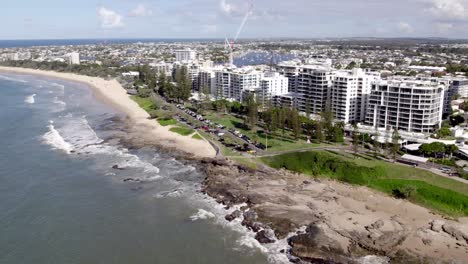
{"left": 169, "top": 127, "right": 194, "bottom": 136}
{"left": 192, "top": 134, "right": 203, "bottom": 140}
{"left": 158, "top": 118, "right": 177, "bottom": 127}
{"left": 204, "top": 111, "right": 325, "bottom": 152}
{"left": 131, "top": 96, "right": 157, "bottom": 112}
{"left": 261, "top": 151, "right": 468, "bottom": 217}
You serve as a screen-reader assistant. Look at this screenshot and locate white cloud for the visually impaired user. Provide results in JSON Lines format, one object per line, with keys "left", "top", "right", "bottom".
{"left": 202, "top": 25, "right": 218, "bottom": 33}
{"left": 220, "top": 0, "right": 235, "bottom": 15}
{"left": 129, "top": 4, "right": 153, "bottom": 17}
{"left": 98, "top": 7, "right": 124, "bottom": 29}
{"left": 398, "top": 21, "right": 414, "bottom": 33}
{"left": 435, "top": 22, "right": 454, "bottom": 32}
{"left": 426, "top": 0, "right": 467, "bottom": 21}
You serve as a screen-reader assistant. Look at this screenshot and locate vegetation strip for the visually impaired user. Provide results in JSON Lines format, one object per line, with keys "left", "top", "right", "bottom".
{"left": 261, "top": 151, "right": 468, "bottom": 217}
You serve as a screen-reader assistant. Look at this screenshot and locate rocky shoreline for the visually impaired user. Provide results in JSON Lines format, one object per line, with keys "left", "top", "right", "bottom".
{"left": 196, "top": 158, "right": 468, "bottom": 264}
{"left": 112, "top": 116, "right": 468, "bottom": 263}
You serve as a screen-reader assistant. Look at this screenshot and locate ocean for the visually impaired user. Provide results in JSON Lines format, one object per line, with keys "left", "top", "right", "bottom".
{"left": 0, "top": 39, "right": 222, "bottom": 48}
{"left": 0, "top": 73, "right": 286, "bottom": 263}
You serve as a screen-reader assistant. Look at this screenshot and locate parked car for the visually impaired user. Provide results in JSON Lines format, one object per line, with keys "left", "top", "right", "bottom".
{"left": 256, "top": 143, "right": 267, "bottom": 150}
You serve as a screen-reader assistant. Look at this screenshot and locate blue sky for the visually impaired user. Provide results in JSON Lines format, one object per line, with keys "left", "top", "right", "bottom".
{"left": 1, "top": 0, "right": 467, "bottom": 39}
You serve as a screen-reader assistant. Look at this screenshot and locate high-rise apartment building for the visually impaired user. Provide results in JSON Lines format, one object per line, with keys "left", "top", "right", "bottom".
{"left": 365, "top": 79, "right": 445, "bottom": 133}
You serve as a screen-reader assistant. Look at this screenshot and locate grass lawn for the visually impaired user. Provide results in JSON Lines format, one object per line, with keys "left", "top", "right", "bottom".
{"left": 158, "top": 118, "right": 177, "bottom": 126}
{"left": 192, "top": 134, "right": 203, "bottom": 140}
{"left": 261, "top": 150, "right": 468, "bottom": 217}
{"left": 169, "top": 127, "right": 194, "bottom": 136}
{"left": 131, "top": 96, "right": 157, "bottom": 112}
{"left": 204, "top": 111, "right": 325, "bottom": 152}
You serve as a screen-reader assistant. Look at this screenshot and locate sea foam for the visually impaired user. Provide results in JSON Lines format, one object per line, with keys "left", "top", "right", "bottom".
{"left": 190, "top": 209, "right": 216, "bottom": 221}
{"left": 24, "top": 94, "right": 36, "bottom": 104}
{"left": 42, "top": 122, "right": 73, "bottom": 154}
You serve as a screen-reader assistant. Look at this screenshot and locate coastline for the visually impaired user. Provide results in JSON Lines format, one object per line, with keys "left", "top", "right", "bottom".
{"left": 0, "top": 66, "right": 216, "bottom": 159}
{"left": 200, "top": 160, "right": 468, "bottom": 263}
{"left": 3, "top": 66, "right": 468, "bottom": 263}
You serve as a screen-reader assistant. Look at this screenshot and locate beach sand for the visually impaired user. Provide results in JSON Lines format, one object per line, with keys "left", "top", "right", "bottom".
{"left": 0, "top": 66, "right": 216, "bottom": 158}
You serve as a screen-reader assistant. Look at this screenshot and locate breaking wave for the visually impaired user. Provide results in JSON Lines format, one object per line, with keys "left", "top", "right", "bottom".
{"left": 24, "top": 94, "right": 36, "bottom": 104}
{"left": 190, "top": 209, "right": 216, "bottom": 221}
{"left": 41, "top": 121, "right": 73, "bottom": 154}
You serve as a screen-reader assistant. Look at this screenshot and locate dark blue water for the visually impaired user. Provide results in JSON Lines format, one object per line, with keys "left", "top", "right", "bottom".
{"left": 0, "top": 73, "right": 286, "bottom": 264}
{"left": 0, "top": 39, "right": 223, "bottom": 48}
{"left": 234, "top": 52, "right": 297, "bottom": 67}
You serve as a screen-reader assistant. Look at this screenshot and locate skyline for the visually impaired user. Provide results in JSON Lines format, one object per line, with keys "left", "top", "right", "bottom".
{"left": 1, "top": 0, "right": 468, "bottom": 40}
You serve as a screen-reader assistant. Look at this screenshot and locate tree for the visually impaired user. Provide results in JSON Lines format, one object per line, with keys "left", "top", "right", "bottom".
{"left": 449, "top": 115, "right": 465, "bottom": 127}
{"left": 278, "top": 108, "right": 287, "bottom": 136}
{"left": 174, "top": 66, "right": 192, "bottom": 102}
{"left": 314, "top": 120, "right": 324, "bottom": 142}
{"left": 244, "top": 94, "right": 258, "bottom": 130}
{"left": 352, "top": 123, "right": 359, "bottom": 154}
{"left": 373, "top": 126, "right": 380, "bottom": 156}
{"left": 305, "top": 99, "right": 311, "bottom": 119}
{"left": 391, "top": 129, "right": 400, "bottom": 160}
{"left": 321, "top": 101, "right": 334, "bottom": 142}
{"left": 445, "top": 144, "right": 459, "bottom": 159}
{"left": 231, "top": 101, "right": 242, "bottom": 114}
{"left": 437, "top": 126, "right": 452, "bottom": 138}
{"left": 332, "top": 122, "right": 344, "bottom": 143}
{"left": 418, "top": 142, "right": 446, "bottom": 158}
{"left": 290, "top": 108, "right": 302, "bottom": 140}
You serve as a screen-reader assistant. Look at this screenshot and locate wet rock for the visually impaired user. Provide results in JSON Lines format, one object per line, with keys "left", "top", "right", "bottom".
{"left": 242, "top": 210, "right": 263, "bottom": 232}
{"left": 255, "top": 229, "right": 276, "bottom": 244}
{"left": 123, "top": 178, "right": 140, "bottom": 182}
{"left": 112, "top": 165, "right": 125, "bottom": 170}
{"left": 225, "top": 210, "right": 242, "bottom": 222}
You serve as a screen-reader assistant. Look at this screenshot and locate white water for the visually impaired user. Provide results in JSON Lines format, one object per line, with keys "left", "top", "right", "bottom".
{"left": 24, "top": 94, "right": 36, "bottom": 104}
{"left": 41, "top": 122, "right": 73, "bottom": 154}
{"left": 190, "top": 209, "right": 216, "bottom": 221}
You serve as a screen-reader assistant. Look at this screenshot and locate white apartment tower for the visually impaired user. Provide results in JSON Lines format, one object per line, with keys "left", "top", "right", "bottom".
{"left": 175, "top": 49, "right": 197, "bottom": 62}
{"left": 66, "top": 52, "right": 80, "bottom": 65}
{"left": 277, "top": 61, "right": 301, "bottom": 93}
{"left": 296, "top": 65, "right": 334, "bottom": 115}
{"left": 365, "top": 79, "right": 445, "bottom": 133}
{"left": 198, "top": 67, "right": 220, "bottom": 96}
{"left": 259, "top": 72, "right": 289, "bottom": 108}
{"left": 331, "top": 68, "right": 379, "bottom": 123}
{"left": 214, "top": 67, "right": 262, "bottom": 102}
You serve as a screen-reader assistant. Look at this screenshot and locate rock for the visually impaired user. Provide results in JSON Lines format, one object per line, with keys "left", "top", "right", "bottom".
{"left": 442, "top": 224, "right": 468, "bottom": 243}
{"left": 225, "top": 210, "right": 241, "bottom": 222}
{"left": 255, "top": 230, "right": 276, "bottom": 244}
{"left": 303, "top": 180, "right": 311, "bottom": 185}
{"left": 288, "top": 225, "right": 347, "bottom": 263}
{"left": 242, "top": 210, "right": 263, "bottom": 232}
{"left": 429, "top": 220, "right": 445, "bottom": 232}
{"left": 422, "top": 238, "right": 432, "bottom": 246}
{"left": 112, "top": 165, "right": 124, "bottom": 170}
{"left": 123, "top": 178, "right": 140, "bottom": 182}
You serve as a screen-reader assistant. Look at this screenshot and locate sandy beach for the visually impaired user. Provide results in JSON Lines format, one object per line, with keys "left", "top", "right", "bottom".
{"left": 0, "top": 66, "right": 216, "bottom": 158}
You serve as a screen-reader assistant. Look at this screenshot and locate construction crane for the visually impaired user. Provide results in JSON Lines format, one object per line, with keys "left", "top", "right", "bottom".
{"left": 224, "top": 0, "right": 254, "bottom": 67}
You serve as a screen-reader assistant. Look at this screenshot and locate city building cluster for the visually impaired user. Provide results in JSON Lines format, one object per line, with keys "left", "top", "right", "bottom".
{"left": 1, "top": 39, "right": 467, "bottom": 140}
